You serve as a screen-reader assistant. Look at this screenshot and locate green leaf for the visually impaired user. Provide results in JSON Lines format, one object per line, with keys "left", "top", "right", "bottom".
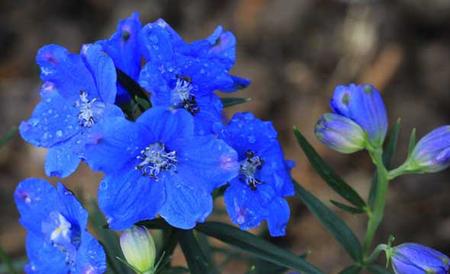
{"left": 178, "top": 230, "right": 218, "bottom": 274}
{"left": 294, "top": 182, "right": 363, "bottom": 262}
{"left": 0, "top": 127, "right": 17, "bottom": 147}
{"left": 330, "top": 200, "right": 365, "bottom": 214}
{"left": 0, "top": 245, "right": 18, "bottom": 274}
{"left": 407, "top": 128, "right": 416, "bottom": 158}
{"left": 88, "top": 200, "right": 132, "bottom": 274}
{"left": 116, "top": 68, "right": 151, "bottom": 110}
{"left": 293, "top": 128, "right": 366, "bottom": 209}
{"left": 339, "top": 265, "right": 361, "bottom": 274}
{"left": 367, "top": 264, "right": 393, "bottom": 274}
{"left": 196, "top": 222, "right": 323, "bottom": 274}
{"left": 221, "top": 97, "right": 251, "bottom": 108}
{"left": 382, "top": 119, "right": 401, "bottom": 168}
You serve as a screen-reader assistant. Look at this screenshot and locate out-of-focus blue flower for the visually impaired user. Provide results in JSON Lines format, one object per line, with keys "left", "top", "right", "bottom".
{"left": 218, "top": 112, "right": 294, "bottom": 237}
{"left": 85, "top": 107, "right": 239, "bottom": 230}
{"left": 19, "top": 44, "right": 123, "bottom": 178}
{"left": 391, "top": 243, "right": 449, "bottom": 274}
{"left": 138, "top": 19, "right": 250, "bottom": 134}
{"left": 14, "top": 178, "right": 106, "bottom": 274}
{"left": 330, "top": 84, "right": 388, "bottom": 147}
{"left": 97, "top": 12, "right": 142, "bottom": 103}
{"left": 406, "top": 125, "right": 450, "bottom": 173}
{"left": 315, "top": 113, "right": 367, "bottom": 153}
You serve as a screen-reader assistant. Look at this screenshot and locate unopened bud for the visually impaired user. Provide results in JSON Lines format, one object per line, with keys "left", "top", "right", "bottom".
{"left": 120, "top": 226, "right": 156, "bottom": 273}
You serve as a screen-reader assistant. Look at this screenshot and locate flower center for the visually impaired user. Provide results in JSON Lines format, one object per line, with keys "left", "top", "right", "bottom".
{"left": 239, "top": 150, "right": 264, "bottom": 190}
{"left": 172, "top": 78, "right": 200, "bottom": 115}
{"left": 76, "top": 91, "right": 97, "bottom": 127}
{"left": 136, "top": 142, "right": 177, "bottom": 179}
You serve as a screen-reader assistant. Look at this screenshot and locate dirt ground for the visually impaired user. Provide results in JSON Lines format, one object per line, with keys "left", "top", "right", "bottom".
{"left": 0, "top": 0, "right": 449, "bottom": 273}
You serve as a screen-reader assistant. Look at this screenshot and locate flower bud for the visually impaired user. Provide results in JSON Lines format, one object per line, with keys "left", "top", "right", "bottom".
{"left": 407, "top": 126, "right": 450, "bottom": 173}
{"left": 391, "top": 243, "right": 449, "bottom": 274}
{"left": 120, "top": 226, "right": 156, "bottom": 273}
{"left": 330, "top": 83, "right": 388, "bottom": 147}
{"left": 315, "top": 113, "right": 367, "bottom": 153}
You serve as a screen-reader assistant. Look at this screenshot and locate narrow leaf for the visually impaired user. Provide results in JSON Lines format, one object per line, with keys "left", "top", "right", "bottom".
{"left": 293, "top": 128, "right": 366, "bottom": 209}
{"left": 294, "top": 182, "right": 363, "bottom": 261}
{"left": 178, "top": 230, "right": 218, "bottom": 274}
{"left": 339, "top": 265, "right": 361, "bottom": 274}
{"left": 0, "top": 127, "right": 17, "bottom": 147}
{"left": 330, "top": 200, "right": 365, "bottom": 214}
{"left": 116, "top": 68, "right": 151, "bottom": 107}
{"left": 221, "top": 97, "right": 251, "bottom": 108}
{"left": 367, "top": 264, "right": 393, "bottom": 274}
{"left": 382, "top": 119, "right": 401, "bottom": 168}
{"left": 407, "top": 128, "right": 416, "bottom": 158}
{"left": 196, "top": 222, "right": 323, "bottom": 274}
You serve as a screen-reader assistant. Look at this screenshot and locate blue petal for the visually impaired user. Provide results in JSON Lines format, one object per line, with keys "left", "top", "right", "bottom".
{"left": 81, "top": 44, "right": 117, "bottom": 104}
{"left": 159, "top": 172, "right": 213, "bottom": 229}
{"left": 176, "top": 135, "right": 239, "bottom": 191}
{"left": 259, "top": 145, "right": 295, "bottom": 196}
{"left": 98, "top": 12, "right": 141, "bottom": 80}
{"left": 19, "top": 90, "right": 81, "bottom": 148}
{"left": 137, "top": 107, "right": 194, "bottom": 143}
{"left": 14, "top": 178, "right": 58, "bottom": 234}
{"left": 138, "top": 62, "right": 172, "bottom": 100}
{"left": 191, "top": 94, "right": 223, "bottom": 135}
{"left": 85, "top": 116, "right": 151, "bottom": 174}
{"left": 73, "top": 232, "right": 107, "bottom": 274}
{"left": 139, "top": 19, "right": 182, "bottom": 63}
{"left": 36, "top": 44, "right": 97, "bottom": 102}
{"left": 394, "top": 243, "right": 449, "bottom": 272}
{"left": 45, "top": 138, "right": 82, "bottom": 178}
{"left": 392, "top": 257, "right": 426, "bottom": 274}
{"left": 56, "top": 183, "right": 88, "bottom": 230}
{"left": 266, "top": 198, "right": 290, "bottom": 237}
{"left": 223, "top": 183, "right": 267, "bottom": 230}
{"left": 25, "top": 232, "right": 68, "bottom": 274}
{"left": 98, "top": 169, "right": 165, "bottom": 230}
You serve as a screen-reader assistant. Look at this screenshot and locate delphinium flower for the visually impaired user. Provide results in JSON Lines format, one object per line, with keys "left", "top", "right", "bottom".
{"left": 19, "top": 44, "right": 123, "bottom": 178}
{"left": 85, "top": 107, "right": 239, "bottom": 230}
{"left": 15, "top": 178, "right": 106, "bottom": 273}
{"left": 390, "top": 243, "right": 449, "bottom": 274}
{"left": 327, "top": 83, "right": 388, "bottom": 149}
{"left": 138, "top": 19, "right": 250, "bottom": 134}
{"left": 404, "top": 125, "right": 450, "bottom": 173}
{"left": 97, "top": 12, "right": 142, "bottom": 103}
{"left": 218, "top": 112, "right": 294, "bottom": 236}
{"left": 315, "top": 113, "right": 367, "bottom": 153}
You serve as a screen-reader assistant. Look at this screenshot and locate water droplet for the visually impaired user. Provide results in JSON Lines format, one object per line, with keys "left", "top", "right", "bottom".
{"left": 56, "top": 130, "right": 63, "bottom": 137}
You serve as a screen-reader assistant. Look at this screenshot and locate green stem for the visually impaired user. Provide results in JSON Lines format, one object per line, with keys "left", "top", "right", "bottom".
{"left": 363, "top": 148, "right": 389, "bottom": 257}
{"left": 0, "top": 245, "right": 17, "bottom": 274}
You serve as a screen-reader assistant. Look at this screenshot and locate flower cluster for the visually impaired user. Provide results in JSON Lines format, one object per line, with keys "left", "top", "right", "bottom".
{"left": 16, "top": 13, "right": 294, "bottom": 273}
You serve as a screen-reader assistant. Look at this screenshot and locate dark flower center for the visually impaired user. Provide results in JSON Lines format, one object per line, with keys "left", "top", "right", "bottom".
{"left": 172, "top": 78, "right": 200, "bottom": 115}
{"left": 239, "top": 150, "right": 264, "bottom": 190}
{"left": 135, "top": 142, "right": 177, "bottom": 179}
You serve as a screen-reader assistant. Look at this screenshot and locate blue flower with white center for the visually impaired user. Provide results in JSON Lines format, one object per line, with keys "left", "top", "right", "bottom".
{"left": 330, "top": 83, "right": 388, "bottom": 147}
{"left": 97, "top": 12, "right": 142, "bottom": 103}
{"left": 19, "top": 44, "right": 123, "bottom": 178}
{"left": 218, "top": 112, "right": 294, "bottom": 237}
{"left": 405, "top": 125, "right": 450, "bottom": 173}
{"left": 390, "top": 243, "right": 449, "bottom": 274}
{"left": 85, "top": 107, "right": 239, "bottom": 230}
{"left": 14, "top": 178, "right": 106, "bottom": 274}
{"left": 138, "top": 19, "right": 250, "bottom": 134}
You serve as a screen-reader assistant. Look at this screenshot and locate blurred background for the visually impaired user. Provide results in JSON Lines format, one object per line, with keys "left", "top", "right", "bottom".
{"left": 1, "top": 0, "right": 449, "bottom": 273}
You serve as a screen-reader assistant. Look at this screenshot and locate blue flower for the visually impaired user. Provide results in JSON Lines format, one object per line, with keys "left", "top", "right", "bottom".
{"left": 138, "top": 19, "right": 250, "bottom": 134}
{"left": 19, "top": 44, "right": 123, "bottom": 178}
{"left": 406, "top": 125, "right": 450, "bottom": 173}
{"left": 391, "top": 243, "right": 449, "bottom": 274}
{"left": 14, "top": 178, "right": 106, "bottom": 274}
{"left": 97, "top": 12, "right": 142, "bottom": 103}
{"left": 218, "top": 112, "right": 294, "bottom": 236}
{"left": 85, "top": 107, "right": 239, "bottom": 230}
{"left": 330, "top": 84, "right": 388, "bottom": 147}
{"left": 315, "top": 113, "right": 367, "bottom": 153}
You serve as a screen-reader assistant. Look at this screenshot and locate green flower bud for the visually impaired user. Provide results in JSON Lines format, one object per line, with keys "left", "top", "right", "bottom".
{"left": 120, "top": 226, "right": 156, "bottom": 273}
